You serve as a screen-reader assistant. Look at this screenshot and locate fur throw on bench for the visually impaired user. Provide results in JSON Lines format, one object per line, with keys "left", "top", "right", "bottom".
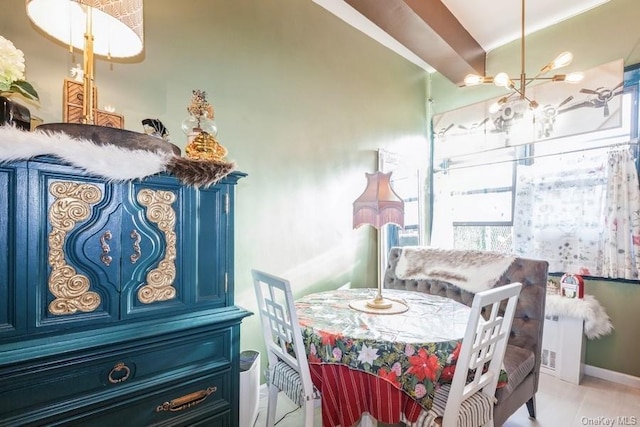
{"left": 395, "top": 247, "right": 517, "bottom": 293}
{"left": 546, "top": 294, "right": 614, "bottom": 339}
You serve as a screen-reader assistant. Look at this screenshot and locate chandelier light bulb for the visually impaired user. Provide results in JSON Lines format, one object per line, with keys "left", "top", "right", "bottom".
{"left": 565, "top": 72, "right": 584, "bottom": 83}
{"left": 489, "top": 97, "right": 509, "bottom": 114}
{"left": 494, "top": 72, "right": 511, "bottom": 88}
{"left": 551, "top": 51, "right": 573, "bottom": 70}
{"left": 464, "top": 74, "right": 483, "bottom": 86}
{"left": 463, "top": 0, "right": 582, "bottom": 115}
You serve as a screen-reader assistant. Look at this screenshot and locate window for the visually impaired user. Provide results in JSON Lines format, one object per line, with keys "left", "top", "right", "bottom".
{"left": 379, "top": 149, "right": 423, "bottom": 262}
{"left": 430, "top": 63, "right": 640, "bottom": 279}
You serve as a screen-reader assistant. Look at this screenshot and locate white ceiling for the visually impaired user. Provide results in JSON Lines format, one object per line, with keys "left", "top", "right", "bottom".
{"left": 441, "top": 0, "right": 610, "bottom": 52}
{"left": 314, "top": 0, "right": 611, "bottom": 79}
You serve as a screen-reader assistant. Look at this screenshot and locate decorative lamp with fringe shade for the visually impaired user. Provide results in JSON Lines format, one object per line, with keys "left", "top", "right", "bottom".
{"left": 350, "top": 171, "right": 408, "bottom": 314}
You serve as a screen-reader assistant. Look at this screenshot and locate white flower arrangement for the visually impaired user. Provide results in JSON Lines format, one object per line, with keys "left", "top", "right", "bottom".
{"left": 0, "top": 35, "right": 38, "bottom": 101}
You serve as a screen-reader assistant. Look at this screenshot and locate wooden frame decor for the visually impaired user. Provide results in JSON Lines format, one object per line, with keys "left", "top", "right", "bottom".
{"left": 63, "top": 78, "right": 124, "bottom": 128}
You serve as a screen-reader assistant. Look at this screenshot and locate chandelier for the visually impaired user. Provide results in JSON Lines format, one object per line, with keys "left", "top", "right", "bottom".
{"left": 463, "top": 0, "right": 583, "bottom": 113}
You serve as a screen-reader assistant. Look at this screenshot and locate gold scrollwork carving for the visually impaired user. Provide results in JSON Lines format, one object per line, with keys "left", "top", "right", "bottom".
{"left": 136, "top": 189, "right": 177, "bottom": 304}
{"left": 48, "top": 181, "right": 102, "bottom": 315}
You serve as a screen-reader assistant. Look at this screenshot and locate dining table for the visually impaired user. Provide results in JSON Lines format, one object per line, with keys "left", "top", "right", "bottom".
{"left": 295, "top": 287, "right": 481, "bottom": 427}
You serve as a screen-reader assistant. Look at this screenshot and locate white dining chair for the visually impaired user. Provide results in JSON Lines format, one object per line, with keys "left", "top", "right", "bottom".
{"left": 252, "top": 269, "right": 320, "bottom": 427}
{"left": 404, "top": 282, "right": 523, "bottom": 427}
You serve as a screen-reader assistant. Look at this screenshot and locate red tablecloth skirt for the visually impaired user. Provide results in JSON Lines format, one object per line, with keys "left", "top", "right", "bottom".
{"left": 310, "top": 363, "right": 425, "bottom": 427}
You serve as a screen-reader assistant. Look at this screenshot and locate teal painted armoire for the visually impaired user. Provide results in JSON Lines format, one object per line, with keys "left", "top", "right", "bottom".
{"left": 0, "top": 155, "right": 249, "bottom": 426}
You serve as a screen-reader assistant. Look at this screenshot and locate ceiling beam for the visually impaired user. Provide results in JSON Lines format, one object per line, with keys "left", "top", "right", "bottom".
{"left": 344, "top": 0, "right": 486, "bottom": 86}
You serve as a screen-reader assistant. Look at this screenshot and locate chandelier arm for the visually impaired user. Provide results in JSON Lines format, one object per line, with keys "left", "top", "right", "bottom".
{"left": 509, "top": 84, "right": 536, "bottom": 105}
{"left": 520, "top": 0, "right": 525, "bottom": 93}
{"left": 524, "top": 68, "right": 552, "bottom": 84}
{"left": 511, "top": 85, "right": 525, "bottom": 99}
{"left": 522, "top": 73, "right": 561, "bottom": 88}
{"left": 468, "top": 0, "right": 579, "bottom": 110}
{"left": 505, "top": 92, "right": 519, "bottom": 102}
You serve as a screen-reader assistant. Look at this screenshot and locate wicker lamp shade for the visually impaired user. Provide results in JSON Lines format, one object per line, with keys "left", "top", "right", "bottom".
{"left": 26, "top": 0, "right": 143, "bottom": 58}
{"left": 26, "top": 0, "right": 144, "bottom": 125}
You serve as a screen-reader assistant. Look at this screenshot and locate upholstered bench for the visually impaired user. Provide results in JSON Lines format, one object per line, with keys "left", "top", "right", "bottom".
{"left": 383, "top": 247, "right": 549, "bottom": 426}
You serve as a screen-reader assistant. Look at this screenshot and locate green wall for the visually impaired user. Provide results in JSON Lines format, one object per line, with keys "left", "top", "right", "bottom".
{"left": 584, "top": 279, "right": 640, "bottom": 377}
{"left": 1, "top": 0, "right": 429, "bottom": 379}
{"left": 429, "top": 0, "right": 640, "bottom": 377}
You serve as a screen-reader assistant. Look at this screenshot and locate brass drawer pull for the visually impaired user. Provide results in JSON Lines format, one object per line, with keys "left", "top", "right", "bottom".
{"left": 130, "top": 229, "right": 141, "bottom": 264}
{"left": 107, "top": 362, "right": 131, "bottom": 384}
{"left": 155, "top": 386, "right": 217, "bottom": 412}
{"left": 100, "top": 230, "right": 112, "bottom": 266}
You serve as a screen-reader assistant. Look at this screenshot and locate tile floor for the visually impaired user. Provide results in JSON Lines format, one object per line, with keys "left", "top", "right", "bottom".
{"left": 253, "top": 373, "right": 640, "bottom": 427}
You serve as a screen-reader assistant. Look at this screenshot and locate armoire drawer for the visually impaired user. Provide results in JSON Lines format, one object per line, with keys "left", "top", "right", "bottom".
{"left": 48, "top": 369, "right": 232, "bottom": 427}
{"left": 0, "top": 327, "right": 231, "bottom": 420}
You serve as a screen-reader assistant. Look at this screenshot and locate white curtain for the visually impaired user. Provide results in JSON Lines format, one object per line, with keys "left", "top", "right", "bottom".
{"left": 430, "top": 172, "right": 454, "bottom": 248}
{"left": 434, "top": 145, "right": 640, "bottom": 279}
{"left": 599, "top": 147, "right": 640, "bottom": 279}
{"left": 513, "top": 150, "right": 607, "bottom": 275}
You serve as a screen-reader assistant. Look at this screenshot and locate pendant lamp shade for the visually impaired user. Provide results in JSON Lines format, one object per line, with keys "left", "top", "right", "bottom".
{"left": 353, "top": 171, "right": 404, "bottom": 230}
{"left": 26, "top": 0, "right": 144, "bottom": 125}
{"left": 26, "top": 0, "right": 144, "bottom": 58}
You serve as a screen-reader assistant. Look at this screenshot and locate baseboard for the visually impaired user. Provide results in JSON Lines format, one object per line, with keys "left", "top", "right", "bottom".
{"left": 584, "top": 364, "right": 640, "bottom": 389}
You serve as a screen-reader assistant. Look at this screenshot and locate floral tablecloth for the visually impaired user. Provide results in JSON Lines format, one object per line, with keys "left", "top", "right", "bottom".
{"left": 295, "top": 288, "right": 473, "bottom": 425}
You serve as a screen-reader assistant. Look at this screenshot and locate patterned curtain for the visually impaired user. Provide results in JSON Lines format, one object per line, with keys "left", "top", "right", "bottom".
{"left": 512, "top": 151, "right": 607, "bottom": 275}
{"left": 599, "top": 147, "right": 640, "bottom": 279}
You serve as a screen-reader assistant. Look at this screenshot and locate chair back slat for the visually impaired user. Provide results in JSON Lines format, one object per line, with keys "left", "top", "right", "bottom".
{"left": 443, "top": 282, "right": 522, "bottom": 427}
{"left": 252, "top": 269, "right": 315, "bottom": 395}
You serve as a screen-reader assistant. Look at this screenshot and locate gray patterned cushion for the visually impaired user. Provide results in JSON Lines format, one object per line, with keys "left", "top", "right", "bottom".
{"left": 269, "top": 361, "right": 320, "bottom": 406}
{"left": 496, "top": 345, "right": 535, "bottom": 400}
{"left": 403, "top": 384, "right": 494, "bottom": 427}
